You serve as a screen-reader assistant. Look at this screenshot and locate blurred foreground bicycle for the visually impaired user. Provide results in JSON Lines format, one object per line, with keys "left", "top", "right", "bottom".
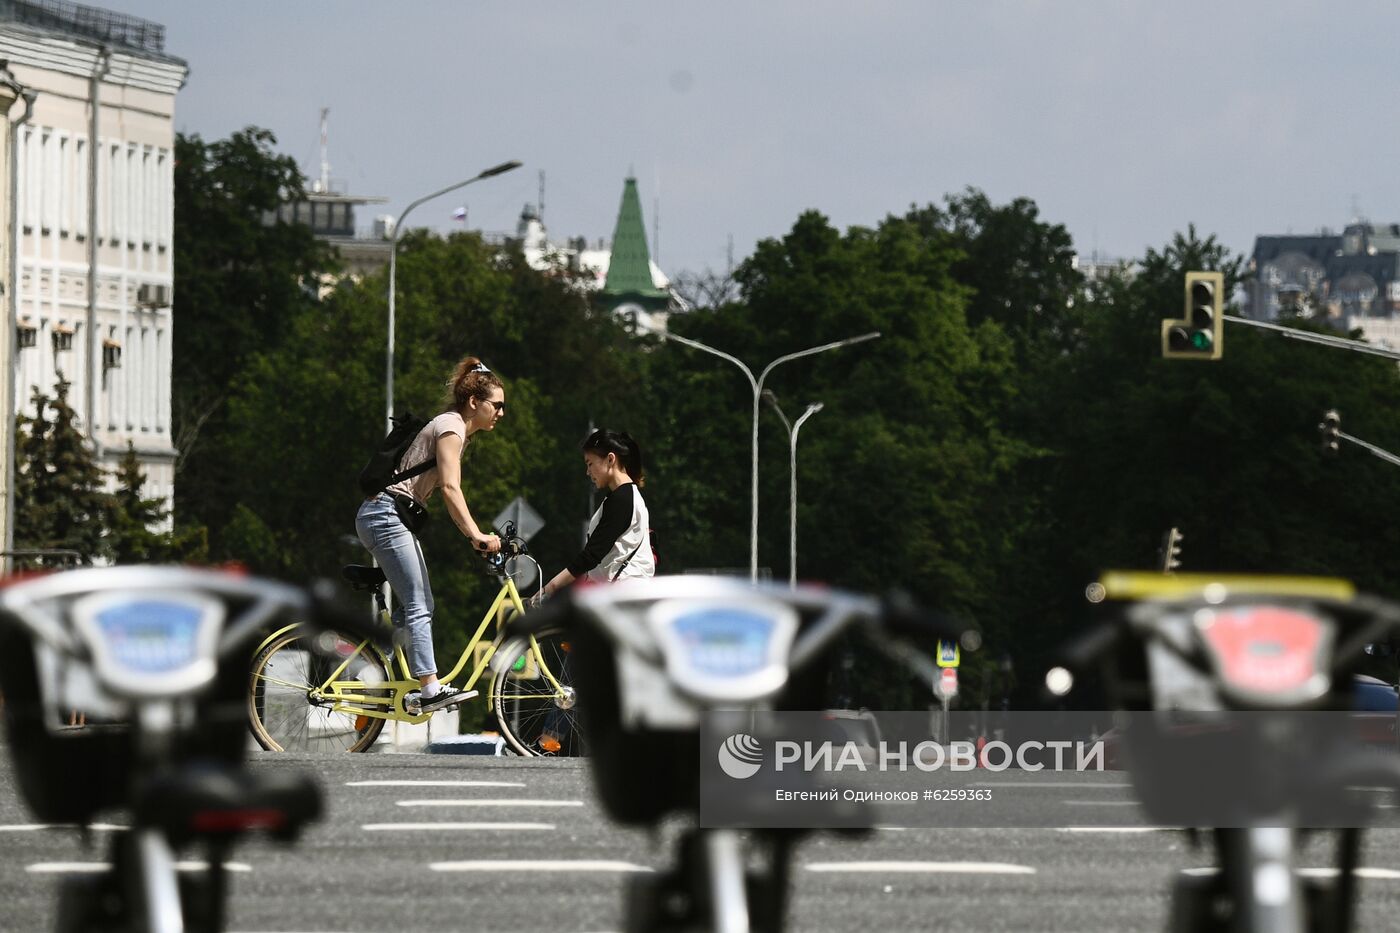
{"left": 0, "top": 565, "right": 384, "bottom": 932}
{"left": 516, "top": 575, "right": 972, "bottom": 933}
{"left": 1048, "top": 571, "right": 1400, "bottom": 933}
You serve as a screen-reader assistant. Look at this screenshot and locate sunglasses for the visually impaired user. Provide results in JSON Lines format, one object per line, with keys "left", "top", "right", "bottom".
{"left": 486, "top": 400, "right": 506, "bottom": 413}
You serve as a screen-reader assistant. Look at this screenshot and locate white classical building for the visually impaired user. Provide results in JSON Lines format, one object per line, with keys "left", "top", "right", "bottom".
{"left": 0, "top": 1, "right": 186, "bottom": 538}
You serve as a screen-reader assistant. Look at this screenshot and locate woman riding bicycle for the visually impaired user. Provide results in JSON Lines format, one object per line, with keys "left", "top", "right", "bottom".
{"left": 355, "top": 355, "right": 505, "bottom": 714}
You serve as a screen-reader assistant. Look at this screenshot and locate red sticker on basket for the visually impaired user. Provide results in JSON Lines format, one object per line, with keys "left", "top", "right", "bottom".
{"left": 1198, "top": 606, "right": 1325, "bottom": 695}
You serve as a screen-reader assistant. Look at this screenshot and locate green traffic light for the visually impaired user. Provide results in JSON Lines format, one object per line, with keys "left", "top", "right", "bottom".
{"left": 1191, "top": 331, "right": 1213, "bottom": 351}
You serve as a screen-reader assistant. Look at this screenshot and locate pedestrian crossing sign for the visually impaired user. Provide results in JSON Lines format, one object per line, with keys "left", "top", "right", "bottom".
{"left": 936, "top": 639, "right": 960, "bottom": 668}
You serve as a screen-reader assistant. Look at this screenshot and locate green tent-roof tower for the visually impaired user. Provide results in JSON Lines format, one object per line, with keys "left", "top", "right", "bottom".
{"left": 601, "top": 177, "right": 670, "bottom": 317}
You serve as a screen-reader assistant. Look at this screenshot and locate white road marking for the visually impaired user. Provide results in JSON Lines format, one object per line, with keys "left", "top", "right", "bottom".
{"left": 396, "top": 799, "right": 583, "bottom": 808}
{"left": 804, "top": 861, "right": 1036, "bottom": 875}
{"left": 28, "top": 861, "right": 251, "bottom": 874}
{"left": 1062, "top": 801, "right": 1140, "bottom": 806}
{"left": 970, "top": 782, "right": 1131, "bottom": 788}
{"left": 1183, "top": 867, "right": 1400, "bottom": 880}
{"left": 0, "top": 823, "right": 126, "bottom": 832}
{"left": 1055, "top": 826, "right": 1169, "bottom": 833}
{"left": 428, "top": 859, "right": 652, "bottom": 873}
{"left": 346, "top": 780, "right": 524, "bottom": 788}
{"left": 361, "top": 822, "right": 555, "bottom": 832}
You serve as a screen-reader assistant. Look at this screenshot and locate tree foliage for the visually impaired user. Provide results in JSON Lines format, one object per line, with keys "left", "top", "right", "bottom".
{"left": 14, "top": 379, "right": 110, "bottom": 564}
{"left": 14, "top": 383, "right": 204, "bottom": 567}
{"left": 172, "top": 128, "right": 334, "bottom": 543}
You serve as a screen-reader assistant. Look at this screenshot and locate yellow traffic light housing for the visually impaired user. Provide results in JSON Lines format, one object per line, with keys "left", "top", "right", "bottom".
{"left": 1162, "top": 271, "right": 1224, "bottom": 360}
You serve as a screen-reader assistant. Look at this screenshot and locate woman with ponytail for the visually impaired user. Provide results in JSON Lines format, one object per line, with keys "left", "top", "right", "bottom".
{"left": 536, "top": 429, "right": 655, "bottom": 601}
{"left": 355, "top": 355, "right": 506, "bottom": 714}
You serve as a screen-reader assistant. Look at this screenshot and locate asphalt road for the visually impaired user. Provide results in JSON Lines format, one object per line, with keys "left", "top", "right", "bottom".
{"left": 4, "top": 748, "right": 1400, "bottom": 932}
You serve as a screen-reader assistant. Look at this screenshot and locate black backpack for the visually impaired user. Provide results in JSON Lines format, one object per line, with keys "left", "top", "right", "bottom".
{"left": 357, "top": 411, "right": 436, "bottom": 496}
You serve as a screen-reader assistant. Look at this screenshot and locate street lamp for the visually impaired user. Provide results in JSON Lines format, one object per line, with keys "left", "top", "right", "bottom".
{"left": 386, "top": 160, "right": 522, "bottom": 432}
{"left": 656, "top": 328, "right": 879, "bottom": 580}
{"left": 763, "top": 391, "right": 822, "bottom": 587}
{"left": 3, "top": 66, "right": 35, "bottom": 571}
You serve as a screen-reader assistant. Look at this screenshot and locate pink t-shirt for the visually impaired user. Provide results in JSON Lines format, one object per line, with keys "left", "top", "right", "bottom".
{"left": 384, "top": 411, "right": 466, "bottom": 504}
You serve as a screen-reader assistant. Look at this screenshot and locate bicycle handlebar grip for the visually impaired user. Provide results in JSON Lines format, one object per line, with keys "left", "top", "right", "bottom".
{"left": 880, "top": 589, "right": 971, "bottom": 641}
{"left": 306, "top": 579, "right": 394, "bottom": 652}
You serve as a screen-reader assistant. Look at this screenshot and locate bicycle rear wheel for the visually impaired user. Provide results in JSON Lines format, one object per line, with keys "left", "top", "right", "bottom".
{"left": 248, "top": 628, "right": 390, "bottom": 753}
{"left": 491, "top": 627, "right": 585, "bottom": 756}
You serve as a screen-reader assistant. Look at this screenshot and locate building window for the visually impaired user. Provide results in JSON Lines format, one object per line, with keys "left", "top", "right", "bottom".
{"left": 17, "top": 319, "right": 37, "bottom": 350}
{"left": 75, "top": 137, "right": 87, "bottom": 239}
{"left": 52, "top": 324, "right": 74, "bottom": 352}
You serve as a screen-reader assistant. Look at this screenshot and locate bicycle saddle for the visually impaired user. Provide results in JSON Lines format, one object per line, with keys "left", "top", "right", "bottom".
{"left": 135, "top": 763, "right": 323, "bottom": 844}
{"left": 342, "top": 564, "right": 386, "bottom": 590}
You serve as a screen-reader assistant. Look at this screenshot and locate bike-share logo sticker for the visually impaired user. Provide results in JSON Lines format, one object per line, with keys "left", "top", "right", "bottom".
{"left": 718, "top": 733, "right": 764, "bottom": 779}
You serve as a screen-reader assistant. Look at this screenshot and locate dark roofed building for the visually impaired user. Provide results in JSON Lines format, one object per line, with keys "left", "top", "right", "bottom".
{"left": 1246, "top": 223, "right": 1400, "bottom": 324}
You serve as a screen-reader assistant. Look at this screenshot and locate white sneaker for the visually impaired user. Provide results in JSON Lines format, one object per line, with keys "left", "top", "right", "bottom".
{"left": 418, "top": 686, "right": 478, "bottom": 713}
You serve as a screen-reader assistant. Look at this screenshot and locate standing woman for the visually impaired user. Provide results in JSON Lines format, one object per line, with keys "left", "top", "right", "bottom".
{"left": 356, "top": 356, "right": 505, "bottom": 713}
{"left": 537, "top": 429, "right": 654, "bottom": 601}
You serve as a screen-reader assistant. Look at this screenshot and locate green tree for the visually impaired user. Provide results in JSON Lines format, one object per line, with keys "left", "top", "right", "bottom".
{"left": 108, "top": 442, "right": 208, "bottom": 564}
{"left": 172, "top": 127, "right": 335, "bottom": 549}
{"left": 13, "top": 379, "right": 111, "bottom": 566}
{"left": 908, "top": 188, "right": 1085, "bottom": 361}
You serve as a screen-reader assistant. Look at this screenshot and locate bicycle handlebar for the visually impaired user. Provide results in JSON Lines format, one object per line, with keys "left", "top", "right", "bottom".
{"left": 1045, "top": 580, "right": 1400, "bottom": 700}
{"left": 508, "top": 576, "right": 977, "bottom": 676}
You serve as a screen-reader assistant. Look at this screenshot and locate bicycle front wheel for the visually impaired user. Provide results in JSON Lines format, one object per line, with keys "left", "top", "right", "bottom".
{"left": 248, "top": 628, "right": 390, "bottom": 753}
{"left": 492, "top": 627, "right": 585, "bottom": 756}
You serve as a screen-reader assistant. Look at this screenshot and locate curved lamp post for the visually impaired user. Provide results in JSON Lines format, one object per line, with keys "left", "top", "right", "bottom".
{"left": 763, "top": 391, "right": 823, "bottom": 587}
{"left": 658, "top": 329, "right": 879, "bottom": 581}
{"left": 386, "top": 160, "right": 522, "bottom": 432}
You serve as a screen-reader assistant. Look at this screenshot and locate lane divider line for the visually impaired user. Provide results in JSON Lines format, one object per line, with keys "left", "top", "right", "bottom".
{"left": 970, "top": 782, "right": 1132, "bottom": 788}
{"left": 346, "top": 780, "right": 524, "bottom": 788}
{"left": 1183, "top": 867, "right": 1400, "bottom": 880}
{"left": 28, "top": 861, "right": 251, "bottom": 874}
{"left": 0, "top": 823, "right": 126, "bottom": 832}
{"left": 804, "top": 861, "right": 1035, "bottom": 875}
{"left": 396, "top": 799, "right": 583, "bottom": 808}
{"left": 361, "top": 822, "right": 555, "bottom": 832}
{"left": 428, "top": 860, "right": 653, "bottom": 873}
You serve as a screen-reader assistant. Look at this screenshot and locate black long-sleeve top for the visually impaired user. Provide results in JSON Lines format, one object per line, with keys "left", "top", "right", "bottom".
{"left": 566, "top": 483, "right": 654, "bottom": 581}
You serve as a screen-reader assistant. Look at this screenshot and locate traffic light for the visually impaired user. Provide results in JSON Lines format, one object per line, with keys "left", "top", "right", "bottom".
{"left": 1162, "top": 271, "right": 1224, "bottom": 360}
{"left": 1319, "top": 409, "right": 1341, "bottom": 454}
{"left": 1160, "top": 527, "right": 1183, "bottom": 574}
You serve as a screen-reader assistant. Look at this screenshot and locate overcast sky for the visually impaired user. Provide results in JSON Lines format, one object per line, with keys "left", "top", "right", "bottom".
{"left": 100, "top": 0, "right": 1400, "bottom": 277}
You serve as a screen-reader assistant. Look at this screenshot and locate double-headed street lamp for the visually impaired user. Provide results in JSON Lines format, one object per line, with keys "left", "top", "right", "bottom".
{"left": 762, "top": 391, "right": 822, "bottom": 588}
{"left": 657, "top": 329, "right": 880, "bottom": 581}
{"left": 386, "top": 160, "right": 522, "bottom": 432}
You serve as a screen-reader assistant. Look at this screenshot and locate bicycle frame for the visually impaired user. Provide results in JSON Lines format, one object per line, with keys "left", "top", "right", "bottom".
{"left": 252, "top": 574, "right": 547, "bottom": 725}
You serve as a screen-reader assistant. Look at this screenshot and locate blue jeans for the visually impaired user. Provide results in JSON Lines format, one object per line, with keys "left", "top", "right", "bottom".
{"left": 355, "top": 493, "right": 437, "bottom": 678}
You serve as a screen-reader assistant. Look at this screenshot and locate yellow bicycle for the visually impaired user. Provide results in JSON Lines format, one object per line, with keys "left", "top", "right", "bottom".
{"left": 246, "top": 524, "right": 580, "bottom": 756}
